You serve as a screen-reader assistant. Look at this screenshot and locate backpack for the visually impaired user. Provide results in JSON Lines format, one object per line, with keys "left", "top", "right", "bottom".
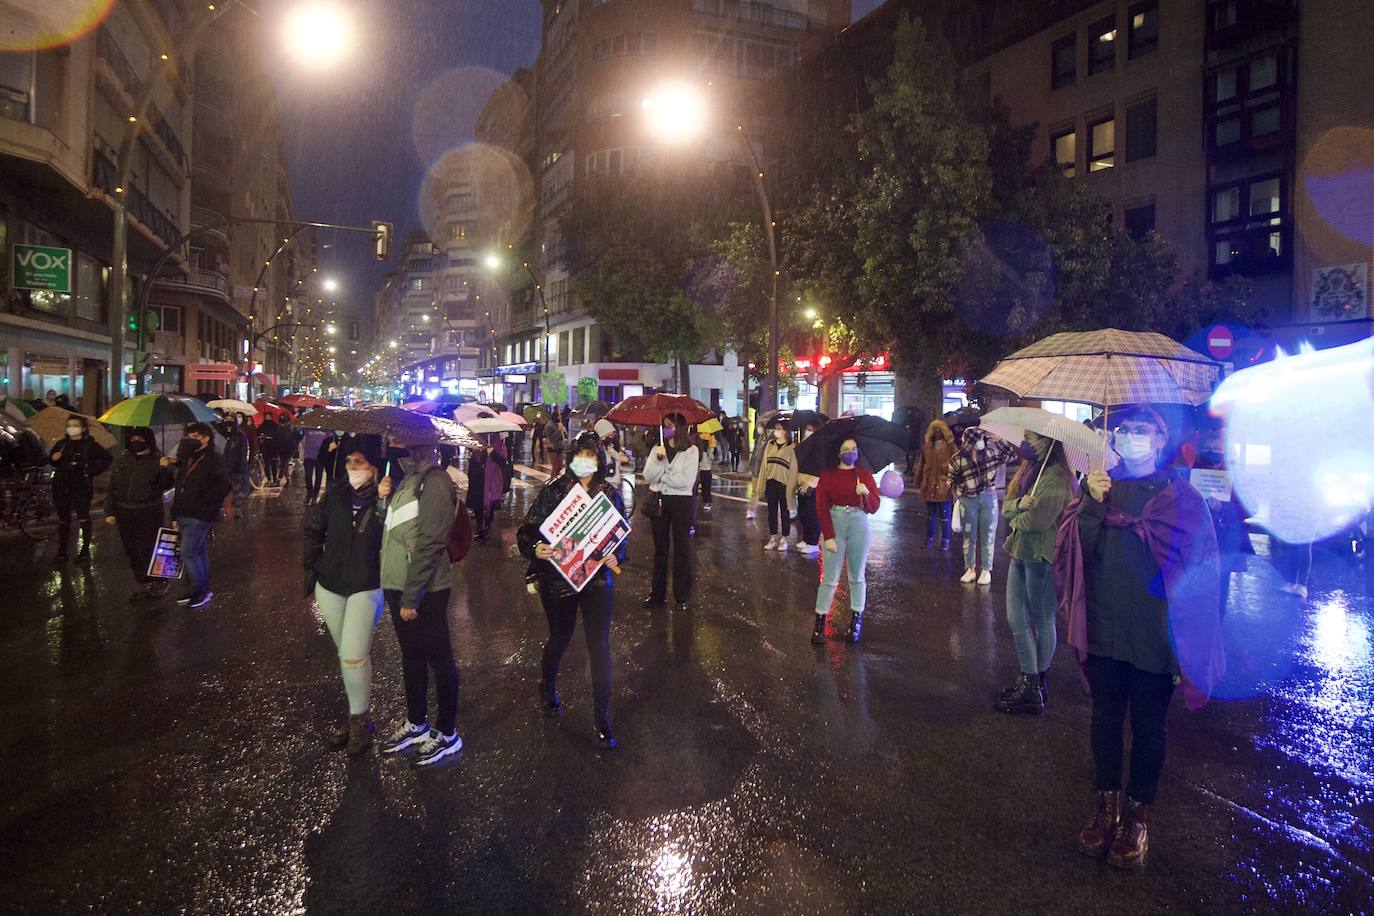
{"left": 420, "top": 467, "right": 473, "bottom": 563}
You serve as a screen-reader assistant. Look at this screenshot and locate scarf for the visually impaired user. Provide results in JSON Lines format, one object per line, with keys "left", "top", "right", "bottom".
{"left": 1054, "top": 478, "right": 1225, "bottom": 710}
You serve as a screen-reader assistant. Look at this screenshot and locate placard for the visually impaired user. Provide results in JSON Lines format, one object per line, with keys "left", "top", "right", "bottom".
{"left": 1190, "top": 468, "right": 1232, "bottom": 503}
{"left": 537, "top": 485, "right": 630, "bottom": 592}
{"left": 147, "top": 527, "right": 184, "bottom": 579}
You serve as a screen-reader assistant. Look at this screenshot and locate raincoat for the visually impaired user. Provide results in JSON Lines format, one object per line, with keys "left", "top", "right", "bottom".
{"left": 915, "top": 420, "right": 955, "bottom": 502}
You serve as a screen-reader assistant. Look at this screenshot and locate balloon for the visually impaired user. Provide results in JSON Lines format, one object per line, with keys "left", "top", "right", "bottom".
{"left": 879, "top": 469, "right": 905, "bottom": 499}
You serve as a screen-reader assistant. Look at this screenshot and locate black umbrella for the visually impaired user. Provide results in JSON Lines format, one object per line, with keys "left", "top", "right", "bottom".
{"left": 295, "top": 405, "right": 480, "bottom": 447}
{"left": 570, "top": 400, "right": 611, "bottom": 418}
{"left": 759, "top": 409, "right": 830, "bottom": 431}
{"left": 796, "top": 414, "right": 909, "bottom": 477}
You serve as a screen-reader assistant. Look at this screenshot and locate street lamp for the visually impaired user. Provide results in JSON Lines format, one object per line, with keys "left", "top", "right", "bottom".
{"left": 322, "top": 277, "right": 339, "bottom": 293}
{"left": 642, "top": 81, "right": 780, "bottom": 411}
{"left": 283, "top": 3, "right": 355, "bottom": 68}
{"left": 485, "top": 253, "right": 551, "bottom": 374}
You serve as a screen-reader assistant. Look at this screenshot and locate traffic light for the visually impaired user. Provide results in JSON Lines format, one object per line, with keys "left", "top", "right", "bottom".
{"left": 372, "top": 220, "right": 393, "bottom": 261}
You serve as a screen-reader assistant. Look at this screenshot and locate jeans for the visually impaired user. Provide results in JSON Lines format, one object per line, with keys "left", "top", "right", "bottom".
{"left": 815, "top": 506, "right": 873, "bottom": 614}
{"left": 305, "top": 459, "right": 324, "bottom": 501}
{"left": 316, "top": 585, "right": 384, "bottom": 714}
{"left": 177, "top": 516, "right": 212, "bottom": 596}
{"left": 925, "top": 500, "right": 951, "bottom": 542}
{"left": 232, "top": 468, "right": 250, "bottom": 511}
{"left": 765, "top": 479, "right": 791, "bottom": 536}
{"left": 117, "top": 505, "right": 164, "bottom": 584}
{"left": 1006, "top": 557, "right": 1057, "bottom": 674}
{"left": 959, "top": 491, "right": 999, "bottom": 571}
{"left": 385, "top": 588, "right": 459, "bottom": 735}
{"left": 1086, "top": 655, "right": 1176, "bottom": 805}
{"left": 540, "top": 584, "right": 613, "bottom": 718}
{"left": 650, "top": 494, "right": 694, "bottom": 603}
{"left": 796, "top": 490, "right": 821, "bottom": 546}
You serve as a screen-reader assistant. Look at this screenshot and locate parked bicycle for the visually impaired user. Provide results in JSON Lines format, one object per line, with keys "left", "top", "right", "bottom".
{"left": 1, "top": 466, "right": 55, "bottom": 540}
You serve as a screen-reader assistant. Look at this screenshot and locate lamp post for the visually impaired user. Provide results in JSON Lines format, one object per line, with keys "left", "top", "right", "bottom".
{"left": 484, "top": 253, "right": 551, "bottom": 374}
{"left": 641, "top": 82, "right": 781, "bottom": 413}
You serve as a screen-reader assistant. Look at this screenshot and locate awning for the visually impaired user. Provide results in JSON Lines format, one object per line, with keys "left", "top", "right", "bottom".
{"left": 252, "top": 372, "right": 277, "bottom": 387}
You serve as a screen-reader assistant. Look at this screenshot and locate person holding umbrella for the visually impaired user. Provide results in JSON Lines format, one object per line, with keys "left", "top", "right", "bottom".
{"left": 811, "top": 437, "right": 882, "bottom": 644}
{"left": 103, "top": 427, "right": 173, "bottom": 594}
{"left": 167, "top": 422, "right": 232, "bottom": 608}
{"left": 518, "top": 431, "right": 625, "bottom": 749}
{"left": 752, "top": 422, "right": 799, "bottom": 551}
{"left": 466, "top": 433, "right": 508, "bottom": 542}
{"left": 643, "top": 412, "right": 699, "bottom": 611}
{"left": 915, "top": 419, "right": 956, "bottom": 550}
{"left": 947, "top": 427, "right": 1019, "bottom": 586}
{"left": 47, "top": 414, "right": 113, "bottom": 562}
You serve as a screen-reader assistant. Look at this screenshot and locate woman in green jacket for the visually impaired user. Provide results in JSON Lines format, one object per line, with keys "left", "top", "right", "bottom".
{"left": 995, "top": 432, "right": 1077, "bottom": 715}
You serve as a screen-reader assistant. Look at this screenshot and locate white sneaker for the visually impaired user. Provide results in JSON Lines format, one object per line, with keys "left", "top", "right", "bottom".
{"left": 764, "top": 535, "right": 778, "bottom": 550}
{"left": 1292, "top": 584, "right": 1309, "bottom": 600}
{"left": 380, "top": 720, "right": 430, "bottom": 755}
{"left": 977, "top": 570, "right": 992, "bottom": 587}
{"left": 960, "top": 568, "right": 977, "bottom": 584}
{"left": 778, "top": 538, "right": 790, "bottom": 552}
{"left": 800, "top": 543, "right": 820, "bottom": 557}
{"left": 413, "top": 730, "right": 463, "bottom": 767}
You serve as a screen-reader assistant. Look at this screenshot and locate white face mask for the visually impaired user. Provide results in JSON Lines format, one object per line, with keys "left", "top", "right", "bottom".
{"left": 570, "top": 456, "right": 599, "bottom": 478}
{"left": 1116, "top": 433, "right": 1157, "bottom": 466}
{"left": 66, "top": 426, "right": 84, "bottom": 438}
{"left": 347, "top": 469, "right": 373, "bottom": 489}
{"left": 774, "top": 430, "right": 788, "bottom": 442}
{"left": 975, "top": 440, "right": 985, "bottom": 452}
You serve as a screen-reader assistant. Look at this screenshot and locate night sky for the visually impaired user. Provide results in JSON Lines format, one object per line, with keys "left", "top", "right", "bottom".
{"left": 273, "top": 1, "right": 886, "bottom": 328}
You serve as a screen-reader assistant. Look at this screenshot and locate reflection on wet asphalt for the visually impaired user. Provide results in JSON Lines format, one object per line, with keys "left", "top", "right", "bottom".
{"left": 0, "top": 470, "right": 1370, "bottom": 914}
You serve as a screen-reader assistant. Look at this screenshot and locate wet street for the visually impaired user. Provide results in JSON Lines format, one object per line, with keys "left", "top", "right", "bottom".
{"left": 1, "top": 467, "right": 1371, "bottom": 915}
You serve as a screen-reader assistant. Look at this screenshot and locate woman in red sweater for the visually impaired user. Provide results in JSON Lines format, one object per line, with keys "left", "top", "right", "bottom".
{"left": 812, "top": 437, "right": 882, "bottom": 644}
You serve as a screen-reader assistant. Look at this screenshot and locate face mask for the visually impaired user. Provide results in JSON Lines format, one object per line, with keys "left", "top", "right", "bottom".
{"left": 1017, "top": 441, "right": 1039, "bottom": 462}
{"left": 1116, "top": 433, "right": 1156, "bottom": 466}
{"left": 1200, "top": 449, "right": 1224, "bottom": 465}
{"left": 570, "top": 456, "right": 599, "bottom": 478}
{"left": 840, "top": 450, "right": 859, "bottom": 465}
{"left": 774, "top": 430, "right": 788, "bottom": 442}
{"left": 975, "top": 439, "right": 986, "bottom": 452}
{"left": 67, "top": 425, "right": 85, "bottom": 438}
{"left": 802, "top": 430, "right": 812, "bottom": 440}
{"left": 347, "top": 469, "right": 373, "bottom": 489}
{"left": 177, "top": 438, "right": 199, "bottom": 457}
{"left": 662, "top": 426, "right": 675, "bottom": 441}
{"left": 129, "top": 439, "right": 149, "bottom": 452}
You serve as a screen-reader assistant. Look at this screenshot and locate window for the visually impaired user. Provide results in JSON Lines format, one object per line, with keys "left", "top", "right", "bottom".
{"left": 72, "top": 253, "right": 107, "bottom": 323}
{"left": 1207, "top": 49, "right": 1288, "bottom": 153}
{"left": 1211, "top": 0, "right": 1238, "bottom": 31}
{"left": 1209, "top": 173, "right": 1288, "bottom": 273}
{"left": 1128, "top": 1, "right": 1159, "bottom": 59}
{"left": 558, "top": 331, "right": 570, "bottom": 367}
{"left": 1051, "top": 34, "right": 1076, "bottom": 89}
{"left": 448, "top": 222, "right": 470, "bottom": 240}
{"left": 409, "top": 277, "right": 425, "bottom": 291}
{"left": 571, "top": 327, "right": 585, "bottom": 365}
{"left": 1089, "top": 17, "right": 1117, "bottom": 75}
{"left": 1124, "top": 202, "right": 1156, "bottom": 239}
{"left": 1088, "top": 116, "right": 1115, "bottom": 171}
{"left": 1125, "top": 97, "right": 1157, "bottom": 162}
{"left": 0, "top": 50, "right": 33, "bottom": 121}
{"left": 1052, "top": 129, "right": 1076, "bottom": 177}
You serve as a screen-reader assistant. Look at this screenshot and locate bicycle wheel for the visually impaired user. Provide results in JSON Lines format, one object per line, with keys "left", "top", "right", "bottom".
{"left": 15, "top": 490, "right": 48, "bottom": 541}
{"left": 250, "top": 455, "right": 266, "bottom": 490}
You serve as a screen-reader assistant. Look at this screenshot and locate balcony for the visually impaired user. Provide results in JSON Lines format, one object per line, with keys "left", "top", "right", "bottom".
{"left": 194, "top": 76, "right": 231, "bottom": 134}
{"left": 192, "top": 158, "right": 230, "bottom": 192}
{"left": 691, "top": 0, "right": 810, "bottom": 32}
{"left": 154, "top": 268, "right": 232, "bottom": 305}
{"left": 191, "top": 206, "right": 229, "bottom": 248}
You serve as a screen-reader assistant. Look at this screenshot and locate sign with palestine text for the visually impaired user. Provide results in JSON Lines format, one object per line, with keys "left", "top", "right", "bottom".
{"left": 538, "top": 485, "right": 630, "bottom": 592}
{"left": 12, "top": 244, "right": 73, "bottom": 292}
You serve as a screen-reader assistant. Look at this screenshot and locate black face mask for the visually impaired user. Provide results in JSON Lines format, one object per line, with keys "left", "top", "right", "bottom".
{"left": 129, "top": 439, "right": 149, "bottom": 453}
{"left": 177, "top": 438, "right": 202, "bottom": 458}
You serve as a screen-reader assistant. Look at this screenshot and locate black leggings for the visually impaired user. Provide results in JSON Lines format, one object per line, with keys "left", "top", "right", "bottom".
{"left": 765, "top": 479, "right": 791, "bottom": 536}
{"left": 1086, "top": 654, "right": 1176, "bottom": 805}
{"left": 117, "top": 504, "right": 164, "bottom": 583}
{"left": 53, "top": 479, "right": 93, "bottom": 548}
{"left": 650, "top": 494, "right": 694, "bottom": 603}
{"left": 699, "top": 469, "right": 713, "bottom": 505}
{"left": 540, "top": 585, "right": 613, "bottom": 717}
{"left": 386, "top": 588, "right": 459, "bottom": 735}
{"left": 796, "top": 490, "right": 820, "bottom": 545}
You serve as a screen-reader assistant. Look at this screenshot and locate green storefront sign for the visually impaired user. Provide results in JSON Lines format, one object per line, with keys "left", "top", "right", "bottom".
{"left": 12, "top": 244, "right": 73, "bottom": 292}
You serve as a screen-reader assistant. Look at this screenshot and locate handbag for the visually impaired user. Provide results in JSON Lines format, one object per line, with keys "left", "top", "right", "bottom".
{"left": 640, "top": 491, "right": 663, "bottom": 519}
{"left": 951, "top": 498, "right": 964, "bottom": 534}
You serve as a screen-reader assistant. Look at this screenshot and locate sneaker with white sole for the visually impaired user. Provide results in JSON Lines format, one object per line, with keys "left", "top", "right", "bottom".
{"left": 413, "top": 730, "right": 462, "bottom": 767}
{"left": 380, "top": 720, "right": 430, "bottom": 755}
{"left": 977, "top": 570, "right": 992, "bottom": 587}
{"left": 799, "top": 543, "right": 820, "bottom": 557}
{"left": 764, "top": 535, "right": 778, "bottom": 550}
{"left": 777, "top": 538, "right": 790, "bottom": 552}
{"left": 189, "top": 591, "right": 213, "bottom": 609}
{"left": 960, "top": 568, "right": 977, "bottom": 584}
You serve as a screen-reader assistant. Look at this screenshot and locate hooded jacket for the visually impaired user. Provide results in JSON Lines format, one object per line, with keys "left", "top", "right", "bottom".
{"left": 49, "top": 436, "right": 112, "bottom": 490}
{"left": 915, "top": 420, "right": 955, "bottom": 502}
{"left": 106, "top": 448, "right": 174, "bottom": 514}
{"left": 947, "top": 427, "right": 1019, "bottom": 499}
{"left": 380, "top": 461, "right": 455, "bottom": 606}
{"left": 305, "top": 479, "right": 383, "bottom": 596}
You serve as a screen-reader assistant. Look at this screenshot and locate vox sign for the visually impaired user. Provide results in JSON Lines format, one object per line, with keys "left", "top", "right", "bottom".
{"left": 13, "top": 244, "right": 73, "bottom": 292}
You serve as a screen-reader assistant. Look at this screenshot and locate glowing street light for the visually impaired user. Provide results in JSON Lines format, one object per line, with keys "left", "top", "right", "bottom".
{"left": 324, "top": 323, "right": 337, "bottom": 335}
{"left": 483, "top": 253, "right": 502, "bottom": 271}
{"left": 322, "top": 277, "right": 339, "bottom": 292}
{"left": 641, "top": 82, "right": 709, "bottom": 145}
{"left": 283, "top": 3, "right": 354, "bottom": 68}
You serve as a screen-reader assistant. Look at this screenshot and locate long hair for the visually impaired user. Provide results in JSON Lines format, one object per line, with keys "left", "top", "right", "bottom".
{"left": 662, "top": 412, "right": 692, "bottom": 452}
{"left": 565, "top": 430, "right": 609, "bottom": 491}
{"left": 1008, "top": 437, "right": 1073, "bottom": 499}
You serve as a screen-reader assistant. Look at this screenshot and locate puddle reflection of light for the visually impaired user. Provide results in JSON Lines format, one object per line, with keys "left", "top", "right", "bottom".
{"left": 651, "top": 844, "right": 692, "bottom": 909}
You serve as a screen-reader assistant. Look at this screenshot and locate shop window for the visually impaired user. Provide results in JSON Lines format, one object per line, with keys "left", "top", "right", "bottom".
{"left": 1088, "top": 116, "right": 1115, "bottom": 171}
{"left": 1052, "top": 128, "right": 1076, "bottom": 177}
{"left": 1051, "top": 34, "right": 1076, "bottom": 89}
{"left": 1125, "top": 97, "right": 1157, "bottom": 162}
{"left": 1088, "top": 17, "right": 1117, "bottom": 75}
{"left": 1124, "top": 202, "right": 1156, "bottom": 239}
{"left": 1128, "top": 1, "right": 1159, "bottom": 59}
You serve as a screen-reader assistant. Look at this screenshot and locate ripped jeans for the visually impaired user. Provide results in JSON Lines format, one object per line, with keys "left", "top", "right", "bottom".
{"left": 315, "top": 584, "right": 384, "bottom": 714}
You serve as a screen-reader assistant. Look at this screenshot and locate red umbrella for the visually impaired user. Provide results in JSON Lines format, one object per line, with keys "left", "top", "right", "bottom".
{"left": 401, "top": 400, "right": 439, "bottom": 414}
{"left": 253, "top": 400, "right": 292, "bottom": 427}
{"left": 280, "top": 393, "right": 328, "bottom": 410}
{"left": 605, "top": 393, "right": 712, "bottom": 427}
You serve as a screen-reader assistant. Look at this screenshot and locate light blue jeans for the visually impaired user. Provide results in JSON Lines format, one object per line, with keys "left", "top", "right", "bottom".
{"left": 315, "top": 584, "right": 385, "bottom": 714}
{"left": 815, "top": 506, "right": 873, "bottom": 615}
{"left": 1006, "top": 557, "right": 1057, "bottom": 674}
{"left": 959, "top": 491, "right": 999, "bottom": 572}
{"left": 177, "top": 517, "right": 212, "bottom": 596}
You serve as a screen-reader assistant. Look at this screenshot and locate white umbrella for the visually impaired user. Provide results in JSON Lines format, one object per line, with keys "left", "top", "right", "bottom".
{"left": 453, "top": 404, "right": 497, "bottom": 423}
{"left": 979, "top": 406, "right": 1106, "bottom": 483}
{"left": 497, "top": 410, "right": 530, "bottom": 427}
{"left": 463, "top": 416, "right": 523, "bottom": 435}
{"left": 208, "top": 398, "right": 258, "bottom": 417}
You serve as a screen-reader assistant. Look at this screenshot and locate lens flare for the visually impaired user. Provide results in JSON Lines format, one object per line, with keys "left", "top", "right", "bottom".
{"left": 0, "top": 0, "right": 115, "bottom": 51}
{"left": 281, "top": 3, "right": 354, "bottom": 69}
{"left": 417, "top": 143, "right": 534, "bottom": 248}
{"left": 411, "top": 66, "right": 511, "bottom": 168}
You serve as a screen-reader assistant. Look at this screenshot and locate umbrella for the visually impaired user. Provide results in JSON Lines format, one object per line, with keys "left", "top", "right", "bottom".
{"left": 497, "top": 410, "right": 529, "bottom": 427}
{"left": 570, "top": 400, "right": 611, "bottom": 419}
{"left": 698, "top": 418, "right": 724, "bottom": 435}
{"left": 296, "top": 404, "right": 480, "bottom": 447}
{"left": 253, "top": 400, "right": 293, "bottom": 427}
{"left": 280, "top": 393, "right": 329, "bottom": 410}
{"left": 605, "top": 393, "right": 712, "bottom": 427}
{"left": 208, "top": 398, "right": 257, "bottom": 417}
{"left": 979, "top": 329, "right": 1221, "bottom": 408}
{"left": 463, "top": 416, "right": 524, "bottom": 435}
{"left": 978, "top": 407, "right": 1106, "bottom": 478}
{"left": 944, "top": 407, "right": 982, "bottom": 432}
{"left": 523, "top": 405, "right": 551, "bottom": 424}
{"left": 479, "top": 401, "right": 507, "bottom": 412}
{"left": 2, "top": 397, "right": 37, "bottom": 420}
{"left": 100, "top": 393, "right": 220, "bottom": 428}
{"left": 758, "top": 409, "right": 830, "bottom": 431}
{"left": 453, "top": 403, "right": 498, "bottom": 423}
{"left": 401, "top": 400, "right": 440, "bottom": 414}
{"left": 796, "top": 414, "right": 910, "bottom": 477}
{"left": 26, "top": 406, "right": 119, "bottom": 450}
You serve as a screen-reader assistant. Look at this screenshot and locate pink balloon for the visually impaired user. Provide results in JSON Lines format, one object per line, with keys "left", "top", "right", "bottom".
{"left": 879, "top": 469, "right": 905, "bottom": 498}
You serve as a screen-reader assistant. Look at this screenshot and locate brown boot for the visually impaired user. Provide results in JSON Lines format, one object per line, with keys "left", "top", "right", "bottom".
{"left": 1077, "top": 790, "right": 1122, "bottom": 857}
{"left": 1107, "top": 798, "right": 1150, "bottom": 869}
{"left": 328, "top": 720, "right": 349, "bottom": 750}
{"left": 346, "top": 713, "right": 374, "bottom": 756}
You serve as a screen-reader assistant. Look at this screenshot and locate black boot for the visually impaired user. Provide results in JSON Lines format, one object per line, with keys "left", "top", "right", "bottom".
{"left": 1038, "top": 670, "right": 1049, "bottom": 706}
{"left": 76, "top": 522, "right": 92, "bottom": 561}
{"left": 847, "top": 612, "right": 863, "bottom": 643}
{"left": 539, "top": 678, "right": 562, "bottom": 718}
{"left": 595, "top": 706, "right": 616, "bottom": 749}
{"left": 53, "top": 523, "right": 70, "bottom": 563}
{"left": 995, "top": 673, "right": 1044, "bottom": 715}
{"left": 811, "top": 614, "right": 827, "bottom": 645}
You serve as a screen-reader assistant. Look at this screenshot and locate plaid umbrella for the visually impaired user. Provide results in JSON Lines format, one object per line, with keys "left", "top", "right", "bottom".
{"left": 979, "top": 329, "right": 1221, "bottom": 407}
{"left": 605, "top": 393, "right": 712, "bottom": 427}
{"left": 978, "top": 407, "right": 1106, "bottom": 477}
{"left": 26, "top": 406, "right": 119, "bottom": 450}
{"left": 296, "top": 404, "right": 481, "bottom": 447}
{"left": 99, "top": 393, "right": 220, "bottom": 427}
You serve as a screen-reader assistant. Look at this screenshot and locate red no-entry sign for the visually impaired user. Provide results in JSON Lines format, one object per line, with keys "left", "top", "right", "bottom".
{"left": 1206, "top": 325, "right": 1235, "bottom": 360}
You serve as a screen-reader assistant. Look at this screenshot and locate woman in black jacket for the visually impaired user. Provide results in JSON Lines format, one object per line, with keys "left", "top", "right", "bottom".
{"left": 303, "top": 444, "right": 386, "bottom": 755}
{"left": 104, "top": 426, "right": 174, "bottom": 598}
{"left": 49, "top": 414, "right": 113, "bottom": 562}
{"left": 518, "top": 431, "right": 626, "bottom": 749}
